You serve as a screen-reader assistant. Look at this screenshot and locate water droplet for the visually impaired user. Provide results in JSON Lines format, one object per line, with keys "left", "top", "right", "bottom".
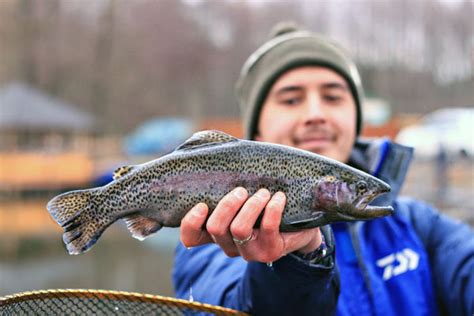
{"left": 189, "top": 286, "right": 194, "bottom": 302}
{"left": 266, "top": 262, "right": 273, "bottom": 268}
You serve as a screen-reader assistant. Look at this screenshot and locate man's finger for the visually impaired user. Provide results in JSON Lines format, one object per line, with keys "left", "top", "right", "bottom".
{"left": 247, "top": 192, "right": 286, "bottom": 262}
{"left": 180, "top": 203, "right": 213, "bottom": 247}
{"left": 206, "top": 187, "right": 248, "bottom": 237}
{"left": 206, "top": 187, "right": 248, "bottom": 256}
{"left": 259, "top": 191, "right": 286, "bottom": 237}
{"left": 230, "top": 188, "right": 271, "bottom": 242}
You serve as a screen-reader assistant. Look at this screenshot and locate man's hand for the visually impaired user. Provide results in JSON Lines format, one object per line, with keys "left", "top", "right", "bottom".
{"left": 180, "top": 187, "right": 322, "bottom": 263}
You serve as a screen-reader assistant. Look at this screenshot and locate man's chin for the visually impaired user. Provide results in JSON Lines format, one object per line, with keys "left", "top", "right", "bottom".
{"left": 296, "top": 142, "right": 330, "bottom": 155}
{"left": 297, "top": 146, "right": 344, "bottom": 162}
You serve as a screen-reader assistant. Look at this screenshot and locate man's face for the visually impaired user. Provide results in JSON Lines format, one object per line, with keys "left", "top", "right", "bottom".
{"left": 255, "top": 66, "right": 356, "bottom": 163}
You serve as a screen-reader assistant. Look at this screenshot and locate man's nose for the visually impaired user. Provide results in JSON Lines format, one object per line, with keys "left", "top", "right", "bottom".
{"left": 303, "top": 93, "right": 327, "bottom": 124}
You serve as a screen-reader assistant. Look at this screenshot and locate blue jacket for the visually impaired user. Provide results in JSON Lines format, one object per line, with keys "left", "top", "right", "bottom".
{"left": 172, "top": 139, "right": 474, "bottom": 315}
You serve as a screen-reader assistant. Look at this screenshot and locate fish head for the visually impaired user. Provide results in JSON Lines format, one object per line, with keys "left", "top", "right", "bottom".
{"left": 313, "top": 173, "right": 394, "bottom": 221}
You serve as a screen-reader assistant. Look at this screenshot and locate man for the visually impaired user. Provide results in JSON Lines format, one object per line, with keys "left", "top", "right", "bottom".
{"left": 172, "top": 24, "right": 474, "bottom": 315}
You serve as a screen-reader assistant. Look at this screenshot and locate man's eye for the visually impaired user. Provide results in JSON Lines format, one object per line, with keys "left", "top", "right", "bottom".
{"left": 281, "top": 98, "right": 300, "bottom": 106}
{"left": 324, "top": 95, "right": 342, "bottom": 103}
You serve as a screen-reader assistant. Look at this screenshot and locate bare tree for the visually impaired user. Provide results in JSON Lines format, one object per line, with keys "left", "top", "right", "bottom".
{"left": 0, "top": 0, "right": 472, "bottom": 135}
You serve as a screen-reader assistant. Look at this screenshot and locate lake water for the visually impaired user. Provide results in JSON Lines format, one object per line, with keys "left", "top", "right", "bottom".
{"left": 0, "top": 222, "right": 180, "bottom": 297}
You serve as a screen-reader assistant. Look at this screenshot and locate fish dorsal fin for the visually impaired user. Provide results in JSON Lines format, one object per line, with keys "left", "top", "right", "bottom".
{"left": 113, "top": 165, "right": 135, "bottom": 180}
{"left": 175, "top": 130, "right": 239, "bottom": 151}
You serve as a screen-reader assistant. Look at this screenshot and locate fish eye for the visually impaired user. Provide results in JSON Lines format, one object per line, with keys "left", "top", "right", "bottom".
{"left": 356, "top": 181, "right": 367, "bottom": 193}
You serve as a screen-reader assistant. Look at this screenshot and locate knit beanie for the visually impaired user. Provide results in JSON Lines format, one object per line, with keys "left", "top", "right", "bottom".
{"left": 236, "top": 22, "right": 364, "bottom": 140}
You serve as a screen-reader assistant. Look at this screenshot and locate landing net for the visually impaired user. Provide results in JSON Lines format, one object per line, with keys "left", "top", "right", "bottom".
{"left": 0, "top": 289, "right": 248, "bottom": 315}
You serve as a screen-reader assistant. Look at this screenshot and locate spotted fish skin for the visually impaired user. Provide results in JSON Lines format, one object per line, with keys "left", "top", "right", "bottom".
{"left": 47, "top": 130, "right": 393, "bottom": 255}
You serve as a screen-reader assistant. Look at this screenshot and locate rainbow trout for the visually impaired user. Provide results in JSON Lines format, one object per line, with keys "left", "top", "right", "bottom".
{"left": 47, "top": 130, "right": 393, "bottom": 255}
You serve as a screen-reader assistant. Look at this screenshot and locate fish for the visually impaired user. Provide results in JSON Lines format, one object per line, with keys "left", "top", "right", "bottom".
{"left": 47, "top": 130, "right": 394, "bottom": 255}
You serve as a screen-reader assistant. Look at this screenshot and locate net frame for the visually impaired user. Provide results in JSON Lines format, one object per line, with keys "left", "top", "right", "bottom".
{"left": 0, "top": 289, "right": 248, "bottom": 315}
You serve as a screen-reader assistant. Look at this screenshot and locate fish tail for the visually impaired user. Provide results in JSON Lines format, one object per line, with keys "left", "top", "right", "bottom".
{"left": 47, "top": 188, "right": 107, "bottom": 255}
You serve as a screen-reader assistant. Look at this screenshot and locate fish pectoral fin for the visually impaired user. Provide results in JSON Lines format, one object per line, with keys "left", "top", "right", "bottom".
{"left": 175, "top": 130, "right": 238, "bottom": 151}
{"left": 113, "top": 165, "right": 136, "bottom": 180}
{"left": 286, "top": 211, "right": 327, "bottom": 229}
{"left": 123, "top": 214, "right": 162, "bottom": 241}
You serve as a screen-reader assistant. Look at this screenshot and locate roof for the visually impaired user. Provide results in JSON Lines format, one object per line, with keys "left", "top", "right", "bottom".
{"left": 0, "top": 82, "right": 95, "bottom": 131}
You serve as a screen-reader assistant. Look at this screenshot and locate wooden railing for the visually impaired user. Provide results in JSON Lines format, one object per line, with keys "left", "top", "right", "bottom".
{"left": 0, "top": 152, "right": 94, "bottom": 190}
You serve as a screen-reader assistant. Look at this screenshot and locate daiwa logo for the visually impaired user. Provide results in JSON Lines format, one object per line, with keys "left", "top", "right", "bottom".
{"left": 376, "top": 248, "right": 419, "bottom": 280}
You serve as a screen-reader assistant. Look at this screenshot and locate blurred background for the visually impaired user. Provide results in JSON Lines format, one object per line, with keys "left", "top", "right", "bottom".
{"left": 0, "top": 0, "right": 473, "bottom": 300}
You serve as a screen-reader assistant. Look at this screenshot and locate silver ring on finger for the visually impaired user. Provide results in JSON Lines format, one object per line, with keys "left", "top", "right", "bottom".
{"left": 232, "top": 233, "right": 253, "bottom": 245}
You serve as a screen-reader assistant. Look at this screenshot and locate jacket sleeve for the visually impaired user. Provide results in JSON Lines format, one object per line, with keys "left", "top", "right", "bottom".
{"left": 172, "top": 231, "right": 338, "bottom": 315}
{"left": 399, "top": 198, "right": 474, "bottom": 316}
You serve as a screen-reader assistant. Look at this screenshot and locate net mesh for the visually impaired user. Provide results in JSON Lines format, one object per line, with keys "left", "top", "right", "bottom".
{"left": 0, "top": 289, "right": 248, "bottom": 315}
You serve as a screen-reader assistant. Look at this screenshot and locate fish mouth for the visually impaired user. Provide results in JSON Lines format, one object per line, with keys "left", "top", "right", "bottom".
{"left": 379, "top": 182, "right": 391, "bottom": 194}
{"left": 363, "top": 204, "right": 394, "bottom": 215}
{"left": 351, "top": 189, "right": 394, "bottom": 218}
{"left": 336, "top": 204, "right": 394, "bottom": 221}
{"left": 353, "top": 195, "right": 395, "bottom": 218}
